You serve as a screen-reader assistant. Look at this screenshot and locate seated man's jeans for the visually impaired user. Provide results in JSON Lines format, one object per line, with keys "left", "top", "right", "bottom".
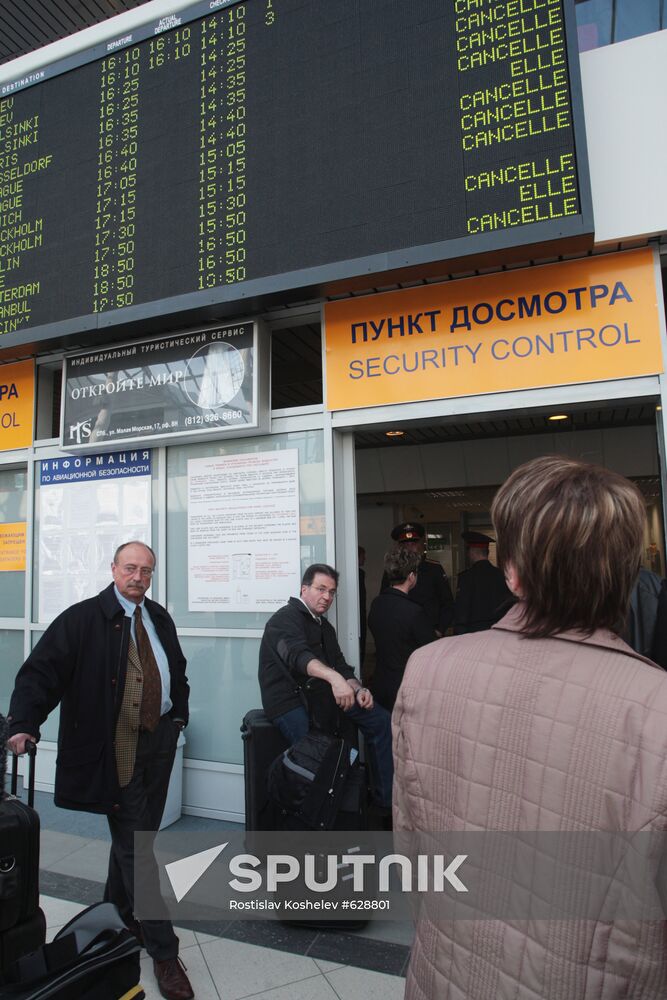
{"left": 273, "top": 706, "right": 310, "bottom": 745}
{"left": 273, "top": 701, "right": 393, "bottom": 809}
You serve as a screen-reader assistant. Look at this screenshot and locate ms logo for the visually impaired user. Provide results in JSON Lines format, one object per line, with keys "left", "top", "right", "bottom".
{"left": 68, "top": 419, "right": 92, "bottom": 444}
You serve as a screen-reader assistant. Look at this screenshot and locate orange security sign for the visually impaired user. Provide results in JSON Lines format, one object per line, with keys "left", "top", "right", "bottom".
{"left": 324, "top": 248, "right": 664, "bottom": 411}
{"left": 0, "top": 522, "right": 26, "bottom": 572}
{"left": 0, "top": 358, "right": 34, "bottom": 449}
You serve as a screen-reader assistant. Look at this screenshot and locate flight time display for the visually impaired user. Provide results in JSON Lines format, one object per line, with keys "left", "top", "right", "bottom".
{"left": 0, "top": 0, "right": 591, "bottom": 344}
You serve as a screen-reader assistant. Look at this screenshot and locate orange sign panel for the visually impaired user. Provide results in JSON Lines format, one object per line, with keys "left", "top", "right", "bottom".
{"left": 0, "top": 522, "right": 26, "bottom": 572}
{"left": 0, "top": 359, "right": 34, "bottom": 449}
{"left": 300, "top": 515, "right": 326, "bottom": 536}
{"left": 325, "top": 249, "right": 664, "bottom": 411}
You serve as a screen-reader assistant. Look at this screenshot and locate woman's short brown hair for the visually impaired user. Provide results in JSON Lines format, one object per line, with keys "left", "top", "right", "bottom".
{"left": 491, "top": 455, "right": 645, "bottom": 638}
{"left": 384, "top": 547, "right": 421, "bottom": 585}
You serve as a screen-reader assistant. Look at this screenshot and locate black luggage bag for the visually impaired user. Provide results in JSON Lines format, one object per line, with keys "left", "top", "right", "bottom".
{"left": 241, "top": 709, "right": 289, "bottom": 832}
{"left": 241, "top": 709, "right": 369, "bottom": 930}
{"left": 0, "top": 735, "right": 46, "bottom": 976}
{"left": 0, "top": 902, "right": 143, "bottom": 999}
{"left": 241, "top": 709, "right": 367, "bottom": 832}
{"left": 267, "top": 728, "right": 367, "bottom": 832}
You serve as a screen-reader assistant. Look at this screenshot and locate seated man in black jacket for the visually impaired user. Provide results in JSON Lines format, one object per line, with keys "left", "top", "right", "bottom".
{"left": 259, "top": 563, "right": 393, "bottom": 808}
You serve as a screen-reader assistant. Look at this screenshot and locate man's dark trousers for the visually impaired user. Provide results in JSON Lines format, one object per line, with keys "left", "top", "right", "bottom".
{"left": 104, "top": 714, "right": 180, "bottom": 959}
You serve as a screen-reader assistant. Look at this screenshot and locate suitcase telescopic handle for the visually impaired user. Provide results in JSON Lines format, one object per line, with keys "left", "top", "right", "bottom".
{"left": 10, "top": 738, "right": 37, "bottom": 806}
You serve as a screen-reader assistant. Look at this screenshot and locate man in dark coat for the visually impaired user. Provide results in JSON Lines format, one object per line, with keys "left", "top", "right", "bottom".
{"left": 381, "top": 522, "right": 454, "bottom": 635}
{"left": 7, "top": 541, "right": 193, "bottom": 1000}
{"left": 368, "top": 548, "right": 437, "bottom": 711}
{"left": 624, "top": 567, "right": 667, "bottom": 669}
{"left": 454, "top": 530, "right": 513, "bottom": 634}
{"left": 259, "top": 562, "right": 393, "bottom": 808}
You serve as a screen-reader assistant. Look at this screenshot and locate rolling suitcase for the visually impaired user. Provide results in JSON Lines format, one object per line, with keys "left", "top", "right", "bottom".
{"left": 241, "top": 709, "right": 368, "bottom": 930}
{"left": 0, "top": 739, "right": 46, "bottom": 975}
{"left": 241, "top": 709, "right": 288, "bottom": 832}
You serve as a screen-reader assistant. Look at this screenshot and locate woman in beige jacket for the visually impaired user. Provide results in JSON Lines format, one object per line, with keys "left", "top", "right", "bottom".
{"left": 393, "top": 455, "right": 667, "bottom": 999}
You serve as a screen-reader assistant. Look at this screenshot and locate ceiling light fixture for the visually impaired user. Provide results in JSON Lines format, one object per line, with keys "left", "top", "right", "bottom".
{"left": 385, "top": 430, "right": 405, "bottom": 437}
{"left": 548, "top": 414, "right": 569, "bottom": 422}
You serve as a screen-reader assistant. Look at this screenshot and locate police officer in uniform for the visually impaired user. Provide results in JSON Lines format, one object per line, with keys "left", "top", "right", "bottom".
{"left": 454, "top": 530, "right": 513, "bottom": 634}
{"left": 381, "top": 522, "right": 454, "bottom": 635}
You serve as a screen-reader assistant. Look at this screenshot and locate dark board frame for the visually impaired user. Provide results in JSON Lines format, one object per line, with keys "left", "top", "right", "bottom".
{"left": 0, "top": 0, "right": 594, "bottom": 358}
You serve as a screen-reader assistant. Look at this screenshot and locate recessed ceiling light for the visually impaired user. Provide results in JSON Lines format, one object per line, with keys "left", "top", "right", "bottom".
{"left": 656, "top": 405, "right": 662, "bottom": 412}
{"left": 385, "top": 430, "right": 405, "bottom": 437}
{"left": 548, "top": 414, "right": 569, "bottom": 422}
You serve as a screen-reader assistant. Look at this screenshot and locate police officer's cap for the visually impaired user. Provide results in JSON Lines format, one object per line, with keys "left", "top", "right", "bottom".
{"left": 391, "top": 522, "right": 425, "bottom": 542}
{"left": 462, "top": 530, "right": 494, "bottom": 547}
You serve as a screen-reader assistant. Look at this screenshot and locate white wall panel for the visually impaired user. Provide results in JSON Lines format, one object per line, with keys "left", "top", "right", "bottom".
{"left": 581, "top": 31, "right": 667, "bottom": 245}
{"left": 183, "top": 762, "right": 245, "bottom": 824}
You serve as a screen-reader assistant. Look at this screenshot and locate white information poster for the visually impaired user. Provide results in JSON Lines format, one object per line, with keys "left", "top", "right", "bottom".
{"left": 188, "top": 449, "right": 301, "bottom": 612}
{"left": 38, "top": 451, "right": 152, "bottom": 622}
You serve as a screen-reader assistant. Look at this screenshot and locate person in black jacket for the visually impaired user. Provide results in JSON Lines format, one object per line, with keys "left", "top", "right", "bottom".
{"left": 649, "top": 577, "right": 667, "bottom": 670}
{"left": 624, "top": 567, "right": 667, "bottom": 669}
{"left": 259, "top": 563, "right": 393, "bottom": 808}
{"left": 7, "top": 541, "right": 193, "bottom": 1000}
{"left": 381, "top": 522, "right": 455, "bottom": 635}
{"left": 454, "top": 530, "right": 513, "bottom": 635}
{"left": 368, "top": 548, "right": 437, "bottom": 711}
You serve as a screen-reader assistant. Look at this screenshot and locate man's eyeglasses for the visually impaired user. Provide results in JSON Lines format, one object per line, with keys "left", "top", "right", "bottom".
{"left": 117, "top": 564, "right": 154, "bottom": 577}
{"left": 309, "top": 585, "right": 337, "bottom": 598}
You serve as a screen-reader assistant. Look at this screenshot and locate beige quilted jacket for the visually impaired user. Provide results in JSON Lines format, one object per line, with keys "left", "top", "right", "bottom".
{"left": 393, "top": 603, "right": 667, "bottom": 999}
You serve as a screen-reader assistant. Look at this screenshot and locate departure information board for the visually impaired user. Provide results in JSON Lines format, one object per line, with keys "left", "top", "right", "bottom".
{"left": 0, "top": 0, "right": 592, "bottom": 347}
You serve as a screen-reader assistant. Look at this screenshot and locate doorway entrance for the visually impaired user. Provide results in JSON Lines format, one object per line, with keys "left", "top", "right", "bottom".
{"left": 354, "top": 400, "right": 664, "bottom": 677}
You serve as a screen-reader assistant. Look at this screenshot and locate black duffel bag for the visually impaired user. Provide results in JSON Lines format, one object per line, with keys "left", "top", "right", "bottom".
{"left": 267, "top": 729, "right": 357, "bottom": 831}
{"left": 0, "top": 902, "right": 142, "bottom": 999}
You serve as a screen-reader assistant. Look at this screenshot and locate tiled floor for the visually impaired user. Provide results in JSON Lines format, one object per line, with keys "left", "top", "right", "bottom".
{"left": 31, "top": 787, "right": 412, "bottom": 999}
{"left": 41, "top": 895, "right": 408, "bottom": 1000}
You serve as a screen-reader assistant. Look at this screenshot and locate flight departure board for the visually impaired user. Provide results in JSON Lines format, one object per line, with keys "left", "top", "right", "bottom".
{"left": 0, "top": 0, "right": 592, "bottom": 347}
